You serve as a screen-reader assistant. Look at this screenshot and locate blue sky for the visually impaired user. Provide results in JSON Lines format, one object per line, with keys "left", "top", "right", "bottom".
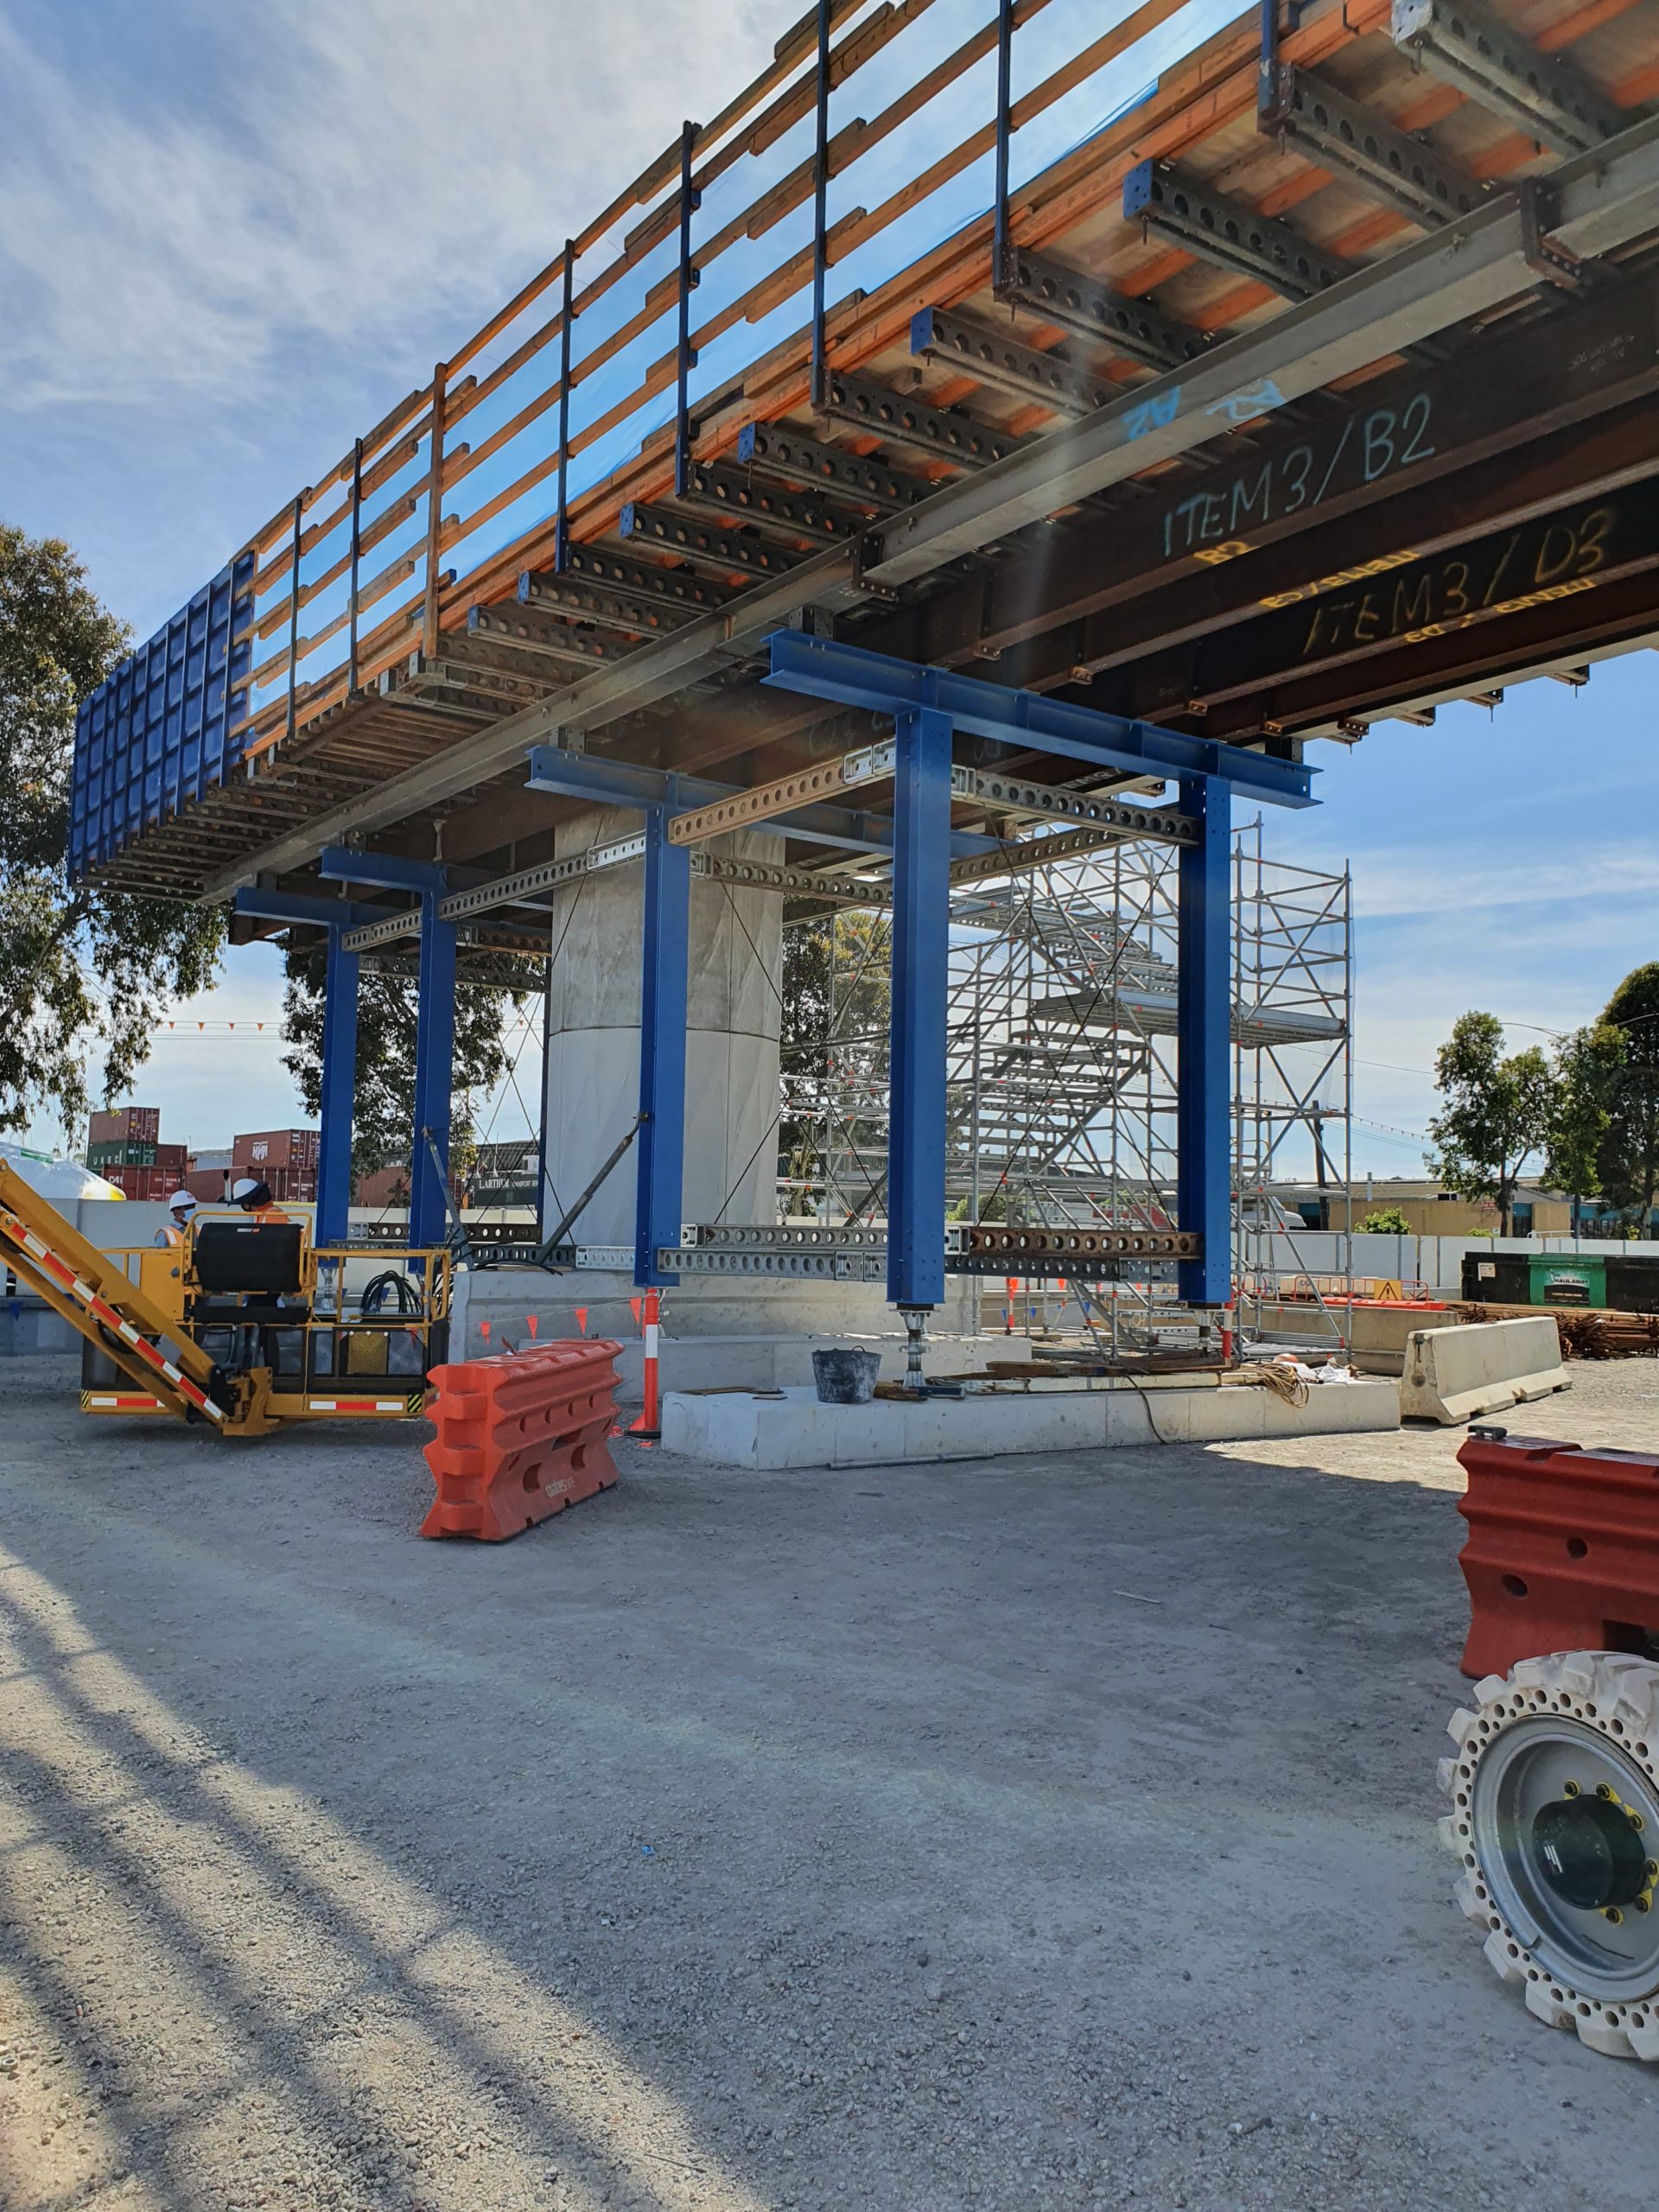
{"left": 4, "top": 0, "right": 1656, "bottom": 1169}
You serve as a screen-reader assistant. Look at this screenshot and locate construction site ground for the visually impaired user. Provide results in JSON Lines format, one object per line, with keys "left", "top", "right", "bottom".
{"left": 3, "top": 1351, "right": 1657, "bottom": 2212}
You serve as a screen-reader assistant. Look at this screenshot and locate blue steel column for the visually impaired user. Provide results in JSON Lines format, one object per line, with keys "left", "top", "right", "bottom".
{"left": 887, "top": 706, "right": 953, "bottom": 1308}
{"left": 1177, "top": 774, "right": 1232, "bottom": 1306}
{"left": 635, "top": 804, "right": 690, "bottom": 1287}
{"left": 409, "top": 892, "right": 458, "bottom": 1249}
{"left": 316, "top": 926, "right": 359, "bottom": 1245}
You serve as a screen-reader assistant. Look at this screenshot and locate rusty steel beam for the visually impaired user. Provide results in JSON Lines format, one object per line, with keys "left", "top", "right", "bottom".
{"left": 1046, "top": 400, "right": 1659, "bottom": 701}
{"left": 874, "top": 270, "right": 1659, "bottom": 672}
{"left": 1196, "top": 479, "right": 1659, "bottom": 734}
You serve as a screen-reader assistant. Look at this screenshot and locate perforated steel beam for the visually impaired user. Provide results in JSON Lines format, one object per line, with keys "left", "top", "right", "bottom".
{"left": 994, "top": 244, "right": 1209, "bottom": 370}
{"left": 1261, "top": 64, "right": 1486, "bottom": 228}
{"left": 909, "top": 306, "right": 1113, "bottom": 418}
{"left": 734, "top": 423, "right": 931, "bottom": 512}
{"left": 675, "top": 458, "right": 866, "bottom": 543}
{"left": 467, "top": 604, "right": 638, "bottom": 667}
{"left": 523, "top": 742, "right": 1002, "bottom": 859}
{"left": 547, "top": 544, "right": 736, "bottom": 615}
{"left": 1391, "top": 0, "right": 1625, "bottom": 157}
{"left": 1122, "top": 161, "right": 1347, "bottom": 300}
{"left": 817, "top": 370, "right": 1029, "bottom": 467}
{"left": 618, "top": 502, "right": 803, "bottom": 578}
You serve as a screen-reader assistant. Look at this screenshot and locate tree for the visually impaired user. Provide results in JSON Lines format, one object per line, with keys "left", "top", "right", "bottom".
{"left": 778, "top": 911, "right": 892, "bottom": 1219}
{"left": 0, "top": 524, "right": 223, "bottom": 1139}
{"left": 1357, "top": 1205, "right": 1413, "bottom": 1234}
{"left": 1425, "top": 1011, "right": 1555, "bottom": 1235}
{"left": 1543, "top": 1020, "right": 1627, "bottom": 1205}
{"left": 1598, "top": 965, "right": 1659, "bottom": 1225}
{"left": 280, "top": 949, "right": 535, "bottom": 1196}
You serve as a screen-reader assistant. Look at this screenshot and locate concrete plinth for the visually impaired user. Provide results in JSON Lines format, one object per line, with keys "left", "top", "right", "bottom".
{"left": 542, "top": 808, "right": 784, "bottom": 1247}
{"left": 661, "top": 1374, "right": 1402, "bottom": 1468}
{"left": 448, "top": 1265, "right": 995, "bottom": 1402}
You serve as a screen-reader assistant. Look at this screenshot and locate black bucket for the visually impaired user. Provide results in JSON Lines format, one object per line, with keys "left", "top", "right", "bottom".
{"left": 811, "top": 1347, "right": 882, "bottom": 1404}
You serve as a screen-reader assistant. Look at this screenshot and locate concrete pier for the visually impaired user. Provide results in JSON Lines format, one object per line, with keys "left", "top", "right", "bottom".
{"left": 542, "top": 809, "right": 784, "bottom": 1246}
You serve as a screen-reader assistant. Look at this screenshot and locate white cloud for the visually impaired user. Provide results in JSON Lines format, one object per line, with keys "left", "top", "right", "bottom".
{"left": 0, "top": 0, "right": 779, "bottom": 413}
{"left": 1350, "top": 846, "right": 1659, "bottom": 922}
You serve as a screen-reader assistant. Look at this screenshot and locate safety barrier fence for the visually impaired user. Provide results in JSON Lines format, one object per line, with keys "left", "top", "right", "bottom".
{"left": 423, "top": 1337, "right": 623, "bottom": 1541}
{"left": 1458, "top": 1430, "right": 1659, "bottom": 1680}
{"left": 70, "top": 0, "right": 1278, "bottom": 867}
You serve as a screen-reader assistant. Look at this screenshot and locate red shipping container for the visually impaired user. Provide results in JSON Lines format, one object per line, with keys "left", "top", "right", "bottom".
{"left": 90, "top": 1105, "right": 161, "bottom": 1145}
{"left": 183, "top": 1169, "right": 231, "bottom": 1204}
{"left": 107, "top": 1164, "right": 169, "bottom": 1203}
{"left": 155, "top": 1142, "right": 188, "bottom": 1172}
{"left": 233, "top": 1128, "right": 320, "bottom": 1172}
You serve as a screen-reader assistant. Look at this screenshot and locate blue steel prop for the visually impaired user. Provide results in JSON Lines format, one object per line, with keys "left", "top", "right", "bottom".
{"left": 284, "top": 495, "right": 303, "bottom": 746}
{"left": 555, "top": 238, "right": 577, "bottom": 569}
{"left": 993, "top": 0, "right": 1015, "bottom": 288}
{"left": 232, "top": 887, "right": 385, "bottom": 1243}
{"left": 1176, "top": 775, "right": 1233, "bottom": 1306}
{"left": 410, "top": 890, "right": 458, "bottom": 1249}
{"left": 319, "top": 849, "right": 455, "bottom": 1247}
{"left": 674, "top": 123, "right": 702, "bottom": 499}
{"left": 636, "top": 802, "right": 692, "bottom": 1287}
{"left": 810, "top": 0, "right": 833, "bottom": 410}
{"left": 763, "top": 631, "right": 1315, "bottom": 805}
{"left": 347, "top": 439, "right": 364, "bottom": 696}
{"left": 69, "top": 553, "right": 256, "bottom": 878}
{"left": 318, "top": 928, "right": 361, "bottom": 1244}
{"left": 524, "top": 746, "right": 1001, "bottom": 861}
{"left": 886, "top": 708, "right": 953, "bottom": 1308}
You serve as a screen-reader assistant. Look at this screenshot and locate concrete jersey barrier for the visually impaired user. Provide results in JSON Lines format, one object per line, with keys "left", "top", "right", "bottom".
{"left": 1399, "top": 1317, "right": 1569, "bottom": 1426}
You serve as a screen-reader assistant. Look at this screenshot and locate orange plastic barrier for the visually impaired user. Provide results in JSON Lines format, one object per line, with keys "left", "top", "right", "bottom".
{"left": 422, "top": 1338, "right": 622, "bottom": 1542}
{"left": 1457, "top": 1431, "right": 1659, "bottom": 1677}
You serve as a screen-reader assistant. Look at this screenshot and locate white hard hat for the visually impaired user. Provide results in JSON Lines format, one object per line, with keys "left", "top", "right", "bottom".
{"left": 168, "top": 1190, "right": 198, "bottom": 1214}
{"left": 232, "top": 1178, "right": 260, "bottom": 1200}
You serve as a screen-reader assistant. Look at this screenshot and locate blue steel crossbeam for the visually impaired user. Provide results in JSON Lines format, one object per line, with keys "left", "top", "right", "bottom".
{"left": 761, "top": 631, "right": 1316, "bottom": 808}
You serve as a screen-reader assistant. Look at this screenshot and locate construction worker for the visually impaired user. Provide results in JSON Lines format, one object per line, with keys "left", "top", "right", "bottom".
{"left": 154, "top": 1191, "right": 199, "bottom": 1249}
{"left": 232, "top": 1176, "right": 290, "bottom": 1224}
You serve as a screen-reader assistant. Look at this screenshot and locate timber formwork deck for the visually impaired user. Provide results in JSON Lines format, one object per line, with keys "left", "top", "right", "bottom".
{"left": 81, "top": 0, "right": 1659, "bottom": 944}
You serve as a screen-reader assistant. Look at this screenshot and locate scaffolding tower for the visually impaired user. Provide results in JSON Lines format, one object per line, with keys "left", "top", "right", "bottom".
{"left": 779, "top": 824, "right": 1352, "bottom": 1345}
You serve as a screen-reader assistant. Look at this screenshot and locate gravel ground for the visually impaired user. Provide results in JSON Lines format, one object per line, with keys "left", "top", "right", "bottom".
{"left": 3, "top": 1351, "right": 1659, "bottom": 2211}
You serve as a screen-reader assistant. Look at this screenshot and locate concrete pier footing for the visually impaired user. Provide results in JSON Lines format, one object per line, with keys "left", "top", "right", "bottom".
{"left": 660, "top": 1374, "right": 1402, "bottom": 1469}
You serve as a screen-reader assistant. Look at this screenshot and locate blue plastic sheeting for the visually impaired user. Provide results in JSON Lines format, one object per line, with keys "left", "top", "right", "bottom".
{"left": 68, "top": 551, "right": 255, "bottom": 877}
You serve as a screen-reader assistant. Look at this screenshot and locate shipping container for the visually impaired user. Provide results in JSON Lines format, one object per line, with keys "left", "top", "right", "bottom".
{"left": 107, "top": 1165, "right": 172, "bottom": 1203}
{"left": 89, "top": 1106, "right": 161, "bottom": 1145}
{"left": 233, "top": 1128, "right": 321, "bottom": 1171}
{"left": 1461, "top": 1254, "right": 1532, "bottom": 1305}
{"left": 1605, "top": 1256, "right": 1659, "bottom": 1314}
{"left": 183, "top": 1168, "right": 231, "bottom": 1204}
{"left": 87, "top": 1141, "right": 159, "bottom": 1168}
{"left": 155, "top": 1142, "right": 188, "bottom": 1172}
{"left": 1529, "top": 1255, "right": 1606, "bottom": 1308}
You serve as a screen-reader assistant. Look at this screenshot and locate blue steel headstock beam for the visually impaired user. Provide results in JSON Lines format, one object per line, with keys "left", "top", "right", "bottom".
{"left": 319, "top": 847, "right": 451, "bottom": 894}
{"left": 232, "top": 887, "right": 385, "bottom": 932}
{"left": 761, "top": 632, "right": 1316, "bottom": 808}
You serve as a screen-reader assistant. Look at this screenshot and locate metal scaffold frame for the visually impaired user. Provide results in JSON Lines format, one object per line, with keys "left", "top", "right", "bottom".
{"left": 780, "top": 815, "right": 1352, "bottom": 1347}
